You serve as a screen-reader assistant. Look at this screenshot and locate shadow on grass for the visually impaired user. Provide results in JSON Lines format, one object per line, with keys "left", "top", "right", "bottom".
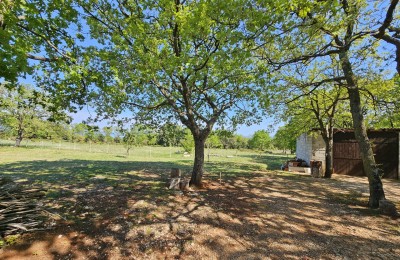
{"left": 0, "top": 156, "right": 277, "bottom": 187}
{"left": 0, "top": 159, "right": 186, "bottom": 187}
{"left": 238, "top": 153, "right": 292, "bottom": 170}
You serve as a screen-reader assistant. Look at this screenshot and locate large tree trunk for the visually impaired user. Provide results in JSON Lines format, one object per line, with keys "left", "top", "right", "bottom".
{"left": 324, "top": 137, "right": 334, "bottom": 178}
{"left": 339, "top": 51, "right": 385, "bottom": 208}
{"left": 190, "top": 135, "right": 206, "bottom": 187}
{"left": 348, "top": 87, "right": 385, "bottom": 208}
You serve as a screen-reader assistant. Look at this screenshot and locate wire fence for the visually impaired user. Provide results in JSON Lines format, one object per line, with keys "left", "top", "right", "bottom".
{"left": 0, "top": 139, "right": 184, "bottom": 158}
{"left": 0, "top": 139, "right": 258, "bottom": 159}
{"left": 0, "top": 139, "right": 289, "bottom": 166}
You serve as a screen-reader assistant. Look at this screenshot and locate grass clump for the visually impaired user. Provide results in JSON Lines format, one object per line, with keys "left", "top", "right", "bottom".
{"left": 0, "top": 235, "right": 21, "bottom": 248}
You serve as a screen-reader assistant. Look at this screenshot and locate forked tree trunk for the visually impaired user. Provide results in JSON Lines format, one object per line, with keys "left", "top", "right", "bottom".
{"left": 339, "top": 51, "right": 385, "bottom": 208}
{"left": 190, "top": 135, "right": 206, "bottom": 187}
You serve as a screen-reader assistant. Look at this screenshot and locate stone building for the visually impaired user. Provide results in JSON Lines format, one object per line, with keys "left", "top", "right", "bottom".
{"left": 296, "top": 132, "right": 326, "bottom": 174}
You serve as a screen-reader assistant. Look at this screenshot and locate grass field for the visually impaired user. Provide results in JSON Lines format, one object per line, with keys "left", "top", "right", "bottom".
{"left": 0, "top": 141, "right": 290, "bottom": 204}
{"left": 0, "top": 139, "right": 290, "bottom": 179}
{"left": 1, "top": 142, "right": 399, "bottom": 259}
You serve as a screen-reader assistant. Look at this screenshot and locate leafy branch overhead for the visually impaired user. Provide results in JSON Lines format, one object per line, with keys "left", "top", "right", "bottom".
{"left": 79, "top": 0, "right": 264, "bottom": 130}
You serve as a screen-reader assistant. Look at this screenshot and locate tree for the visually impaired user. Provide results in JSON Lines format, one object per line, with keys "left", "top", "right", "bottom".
{"left": 72, "top": 123, "right": 87, "bottom": 143}
{"left": 158, "top": 123, "right": 185, "bottom": 147}
{"left": 205, "top": 134, "right": 222, "bottom": 149}
{"left": 248, "top": 130, "right": 272, "bottom": 152}
{"left": 273, "top": 125, "right": 298, "bottom": 154}
{"left": 0, "top": 0, "right": 83, "bottom": 84}
{"left": 181, "top": 129, "right": 195, "bottom": 154}
{"left": 215, "top": 130, "right": 235, "bottom": 149}
{"left": 257, "top": 0, "right": 389, "bottom": 208}
{"left": 103, "top": 126, "right": 115, "bottom": 144}
{"left": 84, "top": 125, "right": 99, "bottom": 143}
{"left": 205, "top": 132, "right": 222, "bottom": 162}
{"left": 362, "top": 77, "right": 400, "bottom": 128}
{"left": 69, "top": 0, "right": 265, "bottom": 186}
{"left": 122, "top": 126, "right": 147, "bottom": 156}
{"left": 233, "top": 134, "right": 248, "bottom": 149}
{"left": 267, "top": 58, "right": 350, "bottom": 178}
{"left": 0, "top": 83, "right": 66, "bottom": 146}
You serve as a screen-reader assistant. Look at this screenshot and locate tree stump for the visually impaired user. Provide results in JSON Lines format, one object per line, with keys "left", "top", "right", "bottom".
{"left": 179, "top": 179, "right": 189, "bottom": 191}
{"left": 169, "top": 178, "right": 181, "bottom": 190}
{"left": 311, "top": 161, "right": 323, "bottom": 178}
{"left": 170, "top": 168, "right": 181, "bottom": 178}
{"left": 168, "top": 168, "right": 190, "bottom": 191}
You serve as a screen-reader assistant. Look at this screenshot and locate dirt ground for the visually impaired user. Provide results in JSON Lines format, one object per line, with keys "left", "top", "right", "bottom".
{"left": 1, "top": 171, "right": 400, "bottom": 260}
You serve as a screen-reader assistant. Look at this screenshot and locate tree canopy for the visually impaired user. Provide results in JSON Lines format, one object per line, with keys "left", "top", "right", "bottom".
{"left": 0, "top": 83, "right": 68, "bottom": 146}
{"left": 248, "top": 130, "right": 272, "bottom": 152}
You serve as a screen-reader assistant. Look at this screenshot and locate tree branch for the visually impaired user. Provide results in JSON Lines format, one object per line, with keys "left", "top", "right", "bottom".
{"left": 374, "top": 0, "right": 399, "bottom": 38}
{"left": 285, "top": 77, "right": 346, "bottom": 104}
{"left": 16, "top": 24, "right": 71, "bottom": 60}
{"left": 26, "top": 54, "right": 57, "bottom": 62}
{"left": 124, "top": 100, "right": 168, "bottom": 110}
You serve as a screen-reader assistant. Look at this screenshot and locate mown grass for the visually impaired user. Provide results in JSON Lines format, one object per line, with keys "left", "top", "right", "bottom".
{"left": 0, "top": 142, "right": 291, "bottom": 190}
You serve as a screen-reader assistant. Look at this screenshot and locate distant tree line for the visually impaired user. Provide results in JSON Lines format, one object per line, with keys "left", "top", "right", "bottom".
{"left": 1, "top": 84, "right": 288, "bottom": 152}
{"left": 1, "top": 117, "right": 280, "bottom": 152}
{"left": 0, "top": 85, "right": 281, "bottom": 152}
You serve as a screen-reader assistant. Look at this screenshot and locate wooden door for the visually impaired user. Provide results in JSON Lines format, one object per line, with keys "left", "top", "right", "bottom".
{"left": 333, "top": 131, "right": 399, "bottom": 179}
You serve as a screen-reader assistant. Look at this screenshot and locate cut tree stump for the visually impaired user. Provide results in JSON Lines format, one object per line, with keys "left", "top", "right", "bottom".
{"left": 179, "top": 179, "right": 189, "bottom": 191}
{"left": 169, "top": 178, "right": 181, "bottom": 190}
{"left": 170, "top": 168, "right": 181, "bottom": 178}
{"left": 168, "top": 168, "right": 190, "bottom": 191}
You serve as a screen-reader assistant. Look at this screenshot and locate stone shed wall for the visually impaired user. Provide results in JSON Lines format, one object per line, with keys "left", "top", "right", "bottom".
{"left": 296, "top": 133, "right": 313, "bottom": 163}
{"left": 296, "top": 132, "right": 326, "bottom": 173}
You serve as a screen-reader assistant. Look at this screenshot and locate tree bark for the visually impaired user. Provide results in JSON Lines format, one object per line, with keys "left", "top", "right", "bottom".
{"left": 190, "top": 135, "right": 206, "bottom": 187}
{"left": 15, "top": 137, "right": 22, "bottom": 147}
{"left": 395, "top": 46, "right": 400, "bottom": 75}
{"left": 317, "top": 118, "right": 335, "bottom": 179}
{"left": 15, "top": 129, "right": 23, "bottom": 147}
{"left": 339, "top": 51, "right": 385, "bottom": 208}
{"left": 324, "top": 137, "right": 334, "bottom": 178}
